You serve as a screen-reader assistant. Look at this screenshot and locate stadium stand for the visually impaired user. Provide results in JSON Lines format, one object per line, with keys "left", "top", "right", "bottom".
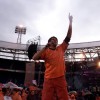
{"left": 0, "top": 40, "right": 100, "bottom": 90}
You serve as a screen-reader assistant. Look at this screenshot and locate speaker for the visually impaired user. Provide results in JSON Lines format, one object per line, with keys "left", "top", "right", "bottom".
{"left": 27, "top": 43, "right": 37, "bottom": 60}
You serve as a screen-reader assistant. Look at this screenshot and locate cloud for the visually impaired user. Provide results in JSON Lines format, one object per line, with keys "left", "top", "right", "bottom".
{"left": 0, "top": 0, "right": 100, "bottom": 44}
{"left": 69, "top": 0, "right": 100, "bottom": 43}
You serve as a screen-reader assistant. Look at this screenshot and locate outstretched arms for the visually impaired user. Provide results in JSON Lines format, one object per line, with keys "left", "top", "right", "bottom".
{"left": 64, "top": 13, "right": 73, "bottom": 43}
{"left": 33, "top": 13, "right": 73, "bottom": 60}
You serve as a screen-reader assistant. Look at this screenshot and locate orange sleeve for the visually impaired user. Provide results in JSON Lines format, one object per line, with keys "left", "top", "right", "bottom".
{"left": 40, "top": 49, "right": 46, "bottom": 60}
{"left": 59, "top": 41, "right": 69, "bottom": 52}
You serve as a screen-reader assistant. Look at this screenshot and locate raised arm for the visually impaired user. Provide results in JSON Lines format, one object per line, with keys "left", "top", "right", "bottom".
{"left": 64, "top": 13, "right": 73, "bottom": 43}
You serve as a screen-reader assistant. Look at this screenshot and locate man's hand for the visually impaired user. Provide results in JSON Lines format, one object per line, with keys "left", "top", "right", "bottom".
{"left": 69, "top": 13, "right": 73, "bottom": 24}
{"left": 64, "top": 13, "right": 73, "bottom": 43}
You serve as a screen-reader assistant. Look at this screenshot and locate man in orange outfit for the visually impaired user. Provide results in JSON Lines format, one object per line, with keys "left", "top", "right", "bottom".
{"left": 33, "top": 13, "right": 73, "bottom": 100}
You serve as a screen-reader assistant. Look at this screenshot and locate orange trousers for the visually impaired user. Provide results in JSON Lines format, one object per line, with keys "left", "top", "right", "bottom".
{"left": 42, "top": 76, "right": 68, "bottom": 100}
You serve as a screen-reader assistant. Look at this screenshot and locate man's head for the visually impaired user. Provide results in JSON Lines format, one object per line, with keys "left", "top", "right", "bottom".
{"left": 48, "top": 36, "right": 58, "bottom": 49}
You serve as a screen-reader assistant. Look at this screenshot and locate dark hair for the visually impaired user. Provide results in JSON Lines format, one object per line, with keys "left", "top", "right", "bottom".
{"left": 48, "top": 36, "right": 58, "bottom": 42}
{"left": 13, "top": 88, "right": 19, "bottom": 92}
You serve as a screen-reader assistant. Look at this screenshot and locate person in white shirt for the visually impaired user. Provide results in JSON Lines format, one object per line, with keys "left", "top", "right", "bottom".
{"left": 3, "top": 88, "right": 12, "bottom": 100}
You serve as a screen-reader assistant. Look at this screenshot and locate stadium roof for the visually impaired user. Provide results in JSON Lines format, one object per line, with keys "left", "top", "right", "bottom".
{"left": 0, "top": 40, "right": 100, "bottom": 50}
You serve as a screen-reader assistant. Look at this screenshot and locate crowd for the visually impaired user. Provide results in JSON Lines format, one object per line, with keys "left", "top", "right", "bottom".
{"left": 0, "top": 83, "right": 100, "bottom": 100}
{"left": 0, "top": 84, "right": 41, "bottom": 100}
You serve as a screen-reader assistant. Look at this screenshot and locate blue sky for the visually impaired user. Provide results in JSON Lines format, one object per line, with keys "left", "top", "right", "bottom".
{"left": 0, "top": 0, "right": 100, "bottom": 45}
